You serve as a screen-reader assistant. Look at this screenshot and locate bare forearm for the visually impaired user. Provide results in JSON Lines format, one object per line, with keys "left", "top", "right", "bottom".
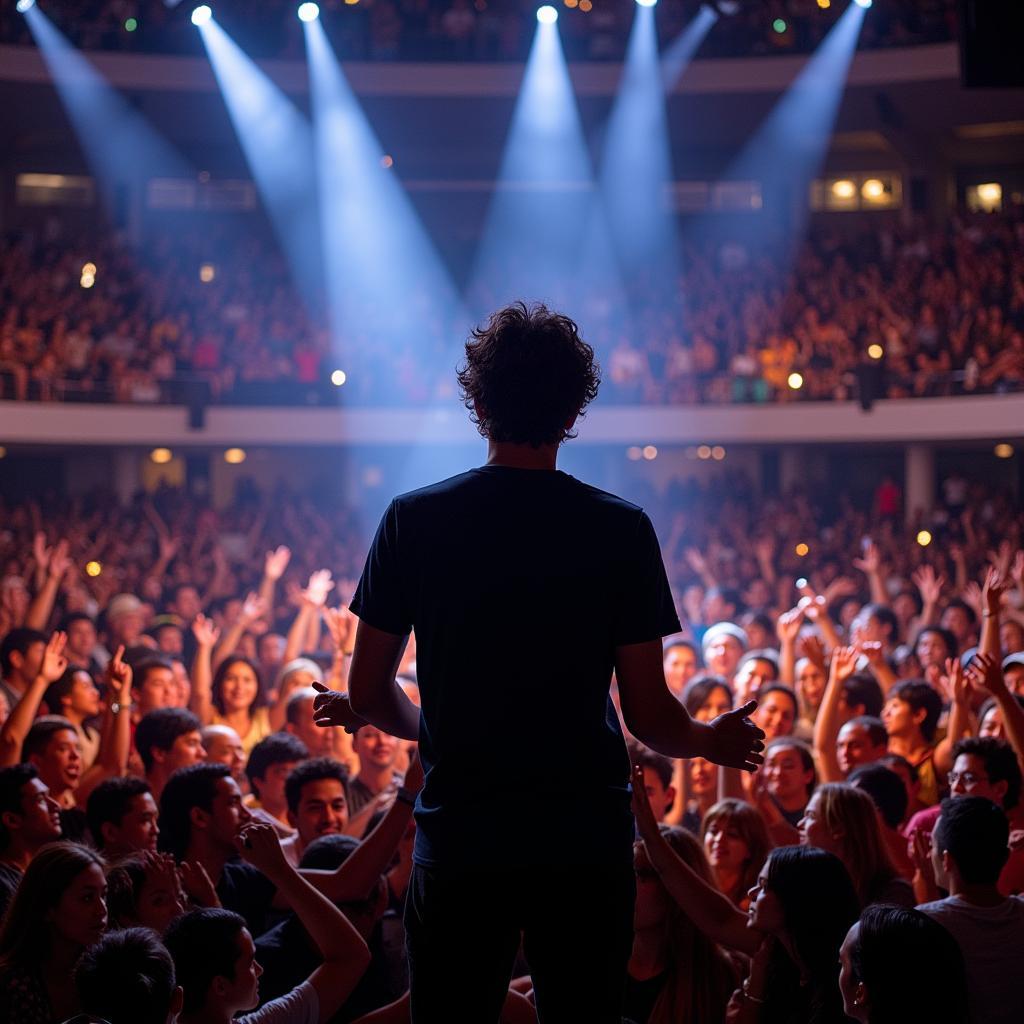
{"left": 980, "top": 611, "right": 1001, "bottom": 661}
{"left": 305, "top": 800, "right": 415, "bottom": 903}
{"left": 284, "top": 606, "right": 314, "bottom": 665}
{"left": 25, "top": 578, "right": 59, "bottom": 631}
{"left": 813, "top": 684, "right": 844, "bottom": 783}
{"left": 353, "top": 681, "right": 420, "bottom": 742}
{"left": 643, "top": 827, "right": 757, "bottom": 954}
{"left": 0, "top": 677, "right": 47, "bottom": 765}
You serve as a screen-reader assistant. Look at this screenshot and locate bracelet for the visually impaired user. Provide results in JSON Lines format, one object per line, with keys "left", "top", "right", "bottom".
{"left": 742, "top": 978, "right": 765, "bottom": 1004}
{"left": 395, "top": 787, "right": 417, "bottom": 807}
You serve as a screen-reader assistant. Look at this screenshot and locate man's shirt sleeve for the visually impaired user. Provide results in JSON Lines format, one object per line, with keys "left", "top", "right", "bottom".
{"left": 613, "top": 510, "right": 682, "bottom": 646}
{"left": 350, "top": 499, "right": 413, "bottom": 636}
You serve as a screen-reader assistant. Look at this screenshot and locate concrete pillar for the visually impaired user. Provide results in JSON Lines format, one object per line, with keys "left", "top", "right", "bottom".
{"left": 904, "top": 443, "right": 936, "bottom": 526}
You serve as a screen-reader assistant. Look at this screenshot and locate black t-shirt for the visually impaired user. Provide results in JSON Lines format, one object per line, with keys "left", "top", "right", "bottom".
{"left": 351, "top": 466, "right": 680, "bottom": 868}
{"left": 217, "top": 860, "right": 278, "bottom": 938}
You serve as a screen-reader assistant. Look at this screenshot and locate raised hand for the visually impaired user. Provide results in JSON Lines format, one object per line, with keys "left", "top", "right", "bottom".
{"left": 913, "top": 565, "right": 945, "bottom": 606}
{"left": 47, "top": 540, "right": 72, "bottom": 581}
{"left": 302, "top": 569, "right": 335, "bottom": 609}
{"left": 234, "top": 822, "right": 290, "bottom": 880}
{"left": 965, "top": 651, "right": 1007, "bottom": 696}
{"left": 311, "top": 682, "right": 366, "bottom": 734}
{"left": 982, "top": 567, "right": 1010, "bottom": 617}
{"left": 240, "top": 591, "right": 267, "bottom": 624}
{"left": 859, "top": 640, "right": 886, "bottom": 668}
{"left": 853, "top": 539, "right": 881, "bottom": 576}
{"left": 829, "top": 645, "right": 859, "bottom": 686}
{"left": 822, "top": 576, "right": 858, "bottom": 604}
{"left": 191, "top": 614, "right": 221, "bottom": 649}
{"left": 263, "top": 545, "right": 292, "bottom": 581}
{"left": 106, "top": 643, "right": 133, "bottom": 695}
{"left": 776, "top": 607, "right": 804, "bottom": 645}
{"left": 158, "top": 534, "right": 180, "bottom": 564}
{"left": 961, "top": 581, "right": 984, "bottom": 620}
{"left": 179, "top": 859, "right": 220, "bottom": 908}
{"left": 706, "top": 700, "right": 765, "bottom": 773}
{"left": 323, "top": 605, "right": 356, "bottom": 652}
{"left": 684, "top": 547, "right": 709, "bottom": 578}
{"left": 797, "top": 633, "right": 827, "bottom": 669}
{"left": 40, "top": 631, "right": 68, "bottom": 682}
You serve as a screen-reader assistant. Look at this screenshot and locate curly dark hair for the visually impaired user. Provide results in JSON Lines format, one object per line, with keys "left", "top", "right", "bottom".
{"left": 456, "top": 301, "right": 600, "bottom": 446}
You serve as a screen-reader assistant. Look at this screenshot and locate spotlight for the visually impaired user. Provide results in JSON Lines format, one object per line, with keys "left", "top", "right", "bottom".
{"left": 536, "top": 5, "right": 558, "bottom": 23}
{"left": 795, "top": 543, "right": 810, "bottom": 558}
{"left": 867, "top": 343, "right": 884, "bottom": 360}
{"left": 788, "top": 372, "right": 804, "bottom": 390}
{"left": 995, "top": 443, "right": 1015, "bottom": 459}
{"left": 636, "top": 0, "right": 657, "bottom": 6}
{"left": 916, "top": 530, "right": 932, "bottom": 547}
{"left": 16, "top": 0, "right": 35, "bottom": 12}
{"left": 224, "top": 447, "right": 247, "bottom": 464}
{"left": 854, "top": 0, "right": 872, "bottom": 7}
{"left": 85, "top": 561, "right": 102, "bottom": 577}
{"left": 330, "top": 369, "right": 347, "bottom": 387}
{"left": 831, "top": 179, "right": 856, "bottom": 199}
{"left": 150, "top": 447, "right": 173, "bottom": 464}
{"left": 191, "top": 5, "right": 212, "bottom": 26}
{"left": 711, "top": 446, "right": 726, "bottom": 461}
{"left": 627, "top": 446, "right": 642, "bottom": 461}
{"left": 697, "top": 445, "right": 712, "bottom": 460}
{"left": 642, "top": 445, "right": 658, "bottom": 460}
{"left": 772, "top": 18, "right": 787, "bottom": 33}
{"left": 297, "top": 2, "right": 319, "bottom": 21}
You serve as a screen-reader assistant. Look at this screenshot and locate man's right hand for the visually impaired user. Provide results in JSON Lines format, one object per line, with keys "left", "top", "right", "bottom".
{"left": 705, "top": 700, "right": 765, "bottom": 772}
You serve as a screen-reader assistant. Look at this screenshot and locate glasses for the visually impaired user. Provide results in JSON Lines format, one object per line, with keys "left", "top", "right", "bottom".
{"left": 948, "top": 771, "right": 989, "bottom": 787}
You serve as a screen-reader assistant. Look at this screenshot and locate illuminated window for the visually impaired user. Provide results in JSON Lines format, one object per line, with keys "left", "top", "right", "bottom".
{"left": 16, "top": 173, "right": 95, "bottom": 207}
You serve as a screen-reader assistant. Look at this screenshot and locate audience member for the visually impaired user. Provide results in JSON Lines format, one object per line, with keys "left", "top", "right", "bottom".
{"left": 0, "top": 763, "right": 61, "bottom": 914}
{"left": 245, "top": 731, "right": 310, "bottom": 829}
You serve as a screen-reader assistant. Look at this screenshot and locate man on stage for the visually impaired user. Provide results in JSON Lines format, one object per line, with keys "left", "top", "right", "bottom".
{"left": 314, "top": 302, "right": 764, "bottom": 1022}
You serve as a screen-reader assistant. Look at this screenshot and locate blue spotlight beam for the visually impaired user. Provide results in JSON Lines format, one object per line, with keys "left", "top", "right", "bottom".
{"left": 714, "top": 1, "right": 867, "bottom": 248}
{"left": 468, "top": 19, "right": 598, "bottom": 315}
{"left": 304, "top": 19, "right": 464, "bottom": 360}
{"left": 22, "top": 6, "right": 192, "bottom": 217}
{"left": 661, "top": 4, "right": 717, "bottom": 89}
{"left": 197, "top": 17, "right": 324, "bottom": 315}
{"left": 597, "top": 4, "right": 679, "bottom": 306}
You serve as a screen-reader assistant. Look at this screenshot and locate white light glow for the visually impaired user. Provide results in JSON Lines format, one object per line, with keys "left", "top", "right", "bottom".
{"left": 536, "top": 5, "right": 558, "bottom": 23}
{"left": 191, "top": 5, "right": 212, "bottom": 26}
{"left": 298, "top": 2, "right": 319, "bottom": 22}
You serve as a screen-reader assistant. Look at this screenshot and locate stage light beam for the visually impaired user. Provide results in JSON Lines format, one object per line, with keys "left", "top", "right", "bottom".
{"left": 537, "top": 5, "right": 558, "bottom": 23}
{"left": 297, "top": 2, "right": 319, "bottom": 21}
{"left": 16, "top": 0, "right": 36, "bottom": 13}
{"left": 191, "top": 5, "right": 212, "bottom": 26}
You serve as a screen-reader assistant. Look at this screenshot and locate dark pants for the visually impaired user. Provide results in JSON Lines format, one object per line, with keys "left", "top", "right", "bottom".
{"left": 404, "top": 862, "right": 636, "bottom": 1024}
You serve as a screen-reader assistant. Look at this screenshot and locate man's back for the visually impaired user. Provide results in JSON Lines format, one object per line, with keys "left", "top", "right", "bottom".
{"left": 919, "top": 894, "right": 1024, "bottom": 1024}
{"left": 351, "top": 465, "right": 679, "bottom": 868}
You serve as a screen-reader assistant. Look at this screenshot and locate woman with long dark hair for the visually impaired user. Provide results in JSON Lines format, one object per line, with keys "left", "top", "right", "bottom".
{"left": 633, "top": 767, "right": 858, "bottom": 1024}
{"left": 0, "top": 841, "right": 107, "bottom": 1023}
{"left": 627, "top": 826, "right": 739, "bottom": 1024}
{"left": 839, "top": 905, "right": 969, "bottom": 1024}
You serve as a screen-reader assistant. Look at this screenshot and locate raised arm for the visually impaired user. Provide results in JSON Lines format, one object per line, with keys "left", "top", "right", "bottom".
{"left": 979, "top": 568, "right": 1009, "bottom": 663}
{"left": 257, "top": 545, "right": 291, "bottom": 617}
{"left": 912, "top": 565, "right": 945, "bottom": 631}
{"left": 189, "top": 614, "right": 220, "bottom": 725}
{"left": 0, "top": 631, "right": 67, "bottom": 766}
{"left": 632, "top": 765, "right": 760, "bottom": 955}
{"left": 934, "top": 658, "right": 973, "bottom": 777}
{"left": 212, "top": 592, "right": 266, "bottom": 671}
{"left": 283, "top": 570, "right": 335, "bottom": 666}
{"left": 78, "top": 646, "right": 133, "bottom": 802}
{"left": 813, "top": 645, "right": 858, "bottom": 784}
{"left": 616, "top": 639, "right": 764, "bottom": 767}
{"left": 968, "top": 653, "right": 1024, "bottom": 779}
{"left": 775, "top": 607, "right": 804, "bottom": 687}
{"left": 300, "top": 753, "right": 424, "bottom": 905}
{"left": 236, "top": 823, "right": 371, "bottom": 1024}
{"left": 25, "top": 539, "right": 71, "bottom": 632}
{"left": 853, "top": 540, "right": 889, "bottom": 608}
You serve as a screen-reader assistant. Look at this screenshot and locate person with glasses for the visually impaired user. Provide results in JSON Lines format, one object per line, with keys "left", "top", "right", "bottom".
{"left": 907, "top": 736, "right": 1024, "bottom": 900}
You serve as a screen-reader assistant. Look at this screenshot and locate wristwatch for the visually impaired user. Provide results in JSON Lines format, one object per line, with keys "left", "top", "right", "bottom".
{"left": 110, "top": 701, "right": 133, "bottom": 715}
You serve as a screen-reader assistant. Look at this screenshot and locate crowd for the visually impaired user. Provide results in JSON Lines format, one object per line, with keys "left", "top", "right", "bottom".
{"left": 0, "top": 0, "right": 958, "bottom": 63}
{"left": 0, "top": 452, "right": 1021, "bottom": 1020}
{"left": 3, "top": 210, "right": 1024, "bottom": 408}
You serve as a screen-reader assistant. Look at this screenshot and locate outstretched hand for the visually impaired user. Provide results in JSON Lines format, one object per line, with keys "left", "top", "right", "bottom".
{"left": 705, "top": 700, "right": 765, "bottom": 773}
{"left": 311, "top": 681, "right": 367, "bottom": 734}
